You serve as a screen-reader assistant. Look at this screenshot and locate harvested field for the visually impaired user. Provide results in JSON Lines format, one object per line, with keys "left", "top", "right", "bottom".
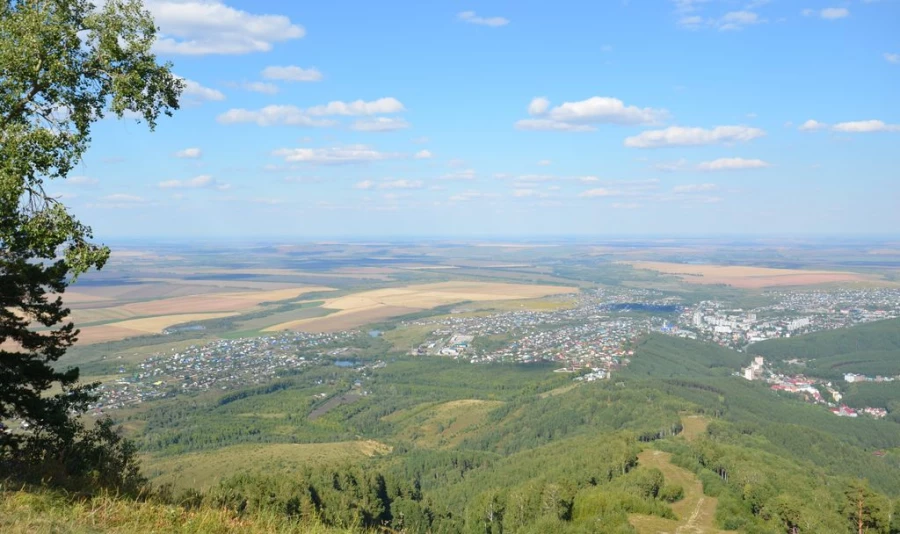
{"left": 72, "top": 287, "right": 333, "bottom": 325}
{"left": 264, "top": 281, "right": 577, "bottom": 333}
{"left": 75, "top": 313, "right": 236, "bottom": 342}
{"left": 627, "top": 261, "right": 869, "bottom": 288}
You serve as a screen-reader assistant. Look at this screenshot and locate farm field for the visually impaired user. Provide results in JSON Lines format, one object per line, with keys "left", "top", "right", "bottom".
{"left": 262, "top": 281, "right": 578, "bottom": 333}
{"left": 627, "top": 261, "right": 872, "bottom": 288}
{"left": 143, "top": 441, "right": 392, "bottom": 491}
{"left": 64, "top": 287, "right": 335, "bottom": 345}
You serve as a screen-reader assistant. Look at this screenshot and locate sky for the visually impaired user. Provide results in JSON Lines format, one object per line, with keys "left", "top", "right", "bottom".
{"left": 54, "top": 0, "right": 900, "bottom": 238}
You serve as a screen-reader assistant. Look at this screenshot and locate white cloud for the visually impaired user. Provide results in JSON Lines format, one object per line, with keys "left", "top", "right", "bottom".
{"left": 67, "top": 176, "right": 99, "bottom": 186}
{"left": 803, "top": 7, "right": 849, "bottom": 19}
{"left": 715, "top": 11, "right": 764, "bottom": 31}
{"left": 149, "top": 0, "right": 305, "bottom": 55}
{"left": 652, "top": 159, "right": 689, "bottom": 172}
{"left": 217, "top": 106, "right": 337, "bottom": 127}
{"left": 262, "top": 65, "right": 323, "bottom": 82}
{"left": 537, "top": 159, "right": 552, "bottom": 166}
{"left": 379, "top": 179, "right": 423, "bottom": 190}
{"left": 448, "top": 190, "right": 497, "bottom": 202}
{"left": 820, "top": 7, "right": 849, "bottom": 19}
{"left": 457, "top": 11, "right": 509, "bottom": 27}
{"left": 306, "top": 98, "right": 405, "bottom": 116}
{"left": 272, "top": 145, "right": 394, "bottom": 165}
{"left": 885, "top": 53, "right": 900, "bottom": 64}
{"left": 798, "top": 119, "right": 828, "bottom": 132}
{"left": 231, "top": 81, "right": 279, "bottom": 94}
{"left": 351, "top": 117, "right": 411, "bottom": 132}
{"left": 580, "top": 188, "right": 622, "bottom": 198}
{"left": 512, "top": 189, "right": 547, "bottom": 198}
{"left": 101, "top": 193, "right": 145, "bottom": 203}
{"left": 180, "top": 77, "right": 225, "bottom": 103}
{"left": 697, "top": 157, "right": 770, "bottom": 171}
{"left": 174, "top": 147, "right": 202, "bottom": 158}
{"left": 440, "top": 169, "right": 477, "bottom": 180}
{"left": 528, "top": 97, "right": 550, "bottom": 116}
{"left": 515, "top": 119, "right": 595, "bottom": 132}
{"left": 673, "top": 183, "right": 718, "bottom": 193}
{"left": 413, "top": 150, "right": 433, "bottom": 159}
{"left": 354, "top": 180, "right": 375, "bottom": 190}
{"left": 624, "top": 125, "right": 765, "bottom": 148}
{"left": 158, "top": 174, "right": 230, "bottom": 190}
{"left": 832, "top": 120, "right": 900, "bottom": 133}
{"left": 545, "top": 96, "right": 668, "bottom": 125}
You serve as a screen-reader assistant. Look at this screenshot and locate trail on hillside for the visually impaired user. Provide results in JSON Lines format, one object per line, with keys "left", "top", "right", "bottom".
{"left": 629, "top": 450, "right": 732, "bottom": 534}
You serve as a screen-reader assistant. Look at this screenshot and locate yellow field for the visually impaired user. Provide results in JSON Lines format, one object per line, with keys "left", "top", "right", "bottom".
{"left": 143, "top": 441, "right": 392, "bottom": 491}
{"left": 263, "top": 281, "right": 577, "bottom": 333}
{"left": 64, "top": 286, "right": 335, "bottom": 344}
{"left": 628, "top": 261, "right": 870, "bottom": 288}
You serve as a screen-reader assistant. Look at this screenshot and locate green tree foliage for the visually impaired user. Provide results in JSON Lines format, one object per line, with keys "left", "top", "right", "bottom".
{"left": 0, "top": 0, "right": 180, "bottom": 489}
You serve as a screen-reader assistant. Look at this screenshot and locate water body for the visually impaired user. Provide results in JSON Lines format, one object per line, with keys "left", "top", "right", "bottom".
{"left": 334, "top": 360, "right": 356, "bottom": 368}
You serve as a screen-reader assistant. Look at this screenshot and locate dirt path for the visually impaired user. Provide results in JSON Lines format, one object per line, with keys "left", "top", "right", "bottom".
{"left": 629, "top": 450, "right": 732, "bottom": 534}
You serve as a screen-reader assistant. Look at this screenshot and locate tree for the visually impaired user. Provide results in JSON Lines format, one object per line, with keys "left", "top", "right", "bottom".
{"left": 0, "top": 0, "right": 181, "bottom": 466}
{"left": 844, "top": 481, "right": 891, "bottom": 534}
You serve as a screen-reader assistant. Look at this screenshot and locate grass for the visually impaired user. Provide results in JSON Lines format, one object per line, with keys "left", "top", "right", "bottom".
{"left": 390, "top": 399, "right": 505, "bottom": 449}
{"left": 629, "top": 449, "right": 732, "bottom": 534}
{"left": 679, "top": 415, "right": 710, "bottom": 442}
{"left": 381, "top": 324, "right": 436, "bottom": 352}
{"left": 142, "top": 441, "right": 391, "bottom": 491}
{"left": 0, "top": 486, "right": 358, "bottom": 534}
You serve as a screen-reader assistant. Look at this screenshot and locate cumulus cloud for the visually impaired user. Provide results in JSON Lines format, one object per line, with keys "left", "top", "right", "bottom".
{"left": 579, "top": 188, "right": 622, "bottom": 198}
{"left": 512, "top": 189, "right": 548, "bottom": 198}
{"left": 624, "top": 125, "right": 765, "bottom": 148}
{"left": 517, "top": 96, "right": 667, "bottom": 131}
{"left": 149, "top": 0, "right": 305, "bottom": 55}
{"left": 158, "top": 174, "right": 230, "bottom": 190}
{"left": 440, "top": 169, "right": 477, "bottom": 180}
{"left": 673, "top": 183, "right": 718, "bottom": 193}
{"left": 798, "top": 119, "right": 828, "bottom": 132}
{"left": 528, "top": 97, "right": 550, "bottom": 116}
{"left": 229, "top": 81, "right": 279, "bottom": 94}
{"left": 457, "top": 11, "right": 509, "bottom": 27}
{"left": 180, "top": 77, "right": 226, "bottom": 103}
{"left": 174, "top": 147, "right": 202, "bottom": 158}
{"left": 306, "top": 98, "right": 405, "bottom": 116}
{"left": 262, "top": 65, "right": 323, "bottom": 82}
{"left": 101, "top": 193, "right": 145, "bottom": 203}
{"left": 217, "top": 106, "right": 337, "bottom": 127}
{"left": 696, "top": 157, "right": 770, "bottom": 171}
{"left": 351, "top": 117, "right": 411, "bottom": 132}
{"left": 802, "top": 7, "right": 849, "bottom": 19}
{"left": 547, "top": 96, "right": 667, "bottom": 125}
{"left": 832, "top": 120, "right": 900, "bottom": 133}
{"left": 515, "top": 119, "right": 595, "bottom": 132}
{"left": 67, "top": 176, "right": 99, "bottom": 186}
{"left": 272, "top": 145, "right": 395, "bottom": 165}
{"left": 378, "top": 179, "right": 424, "bottom": 190}
{"left": 413, "top": 150, "right": 433, "bottom": 159}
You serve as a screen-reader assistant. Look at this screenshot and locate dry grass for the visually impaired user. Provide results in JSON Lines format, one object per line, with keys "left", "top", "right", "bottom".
{"left": 627, "top": 261, "right": 870, "bottom": 288}
{"left": 389, "top": 399, "right": 504, "bottom": 449}
{"left": 143, "top": 441, "right": 391, "bottom": 491}
{"left": 680, "top": 415, "right": 710, "bottom": 442}
{"left": 630, "top": 450, "right": 732, "bottom": 534}
{"left": 264, "top": 282, "right": 577, "bottom": 333}
{"left": 0, "top": 487, "right": 356, "bottom": 533}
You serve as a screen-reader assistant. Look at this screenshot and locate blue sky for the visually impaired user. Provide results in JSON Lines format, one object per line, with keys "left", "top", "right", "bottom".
{"left": 57, "top": 0, "right": 900, "bottom": 238}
